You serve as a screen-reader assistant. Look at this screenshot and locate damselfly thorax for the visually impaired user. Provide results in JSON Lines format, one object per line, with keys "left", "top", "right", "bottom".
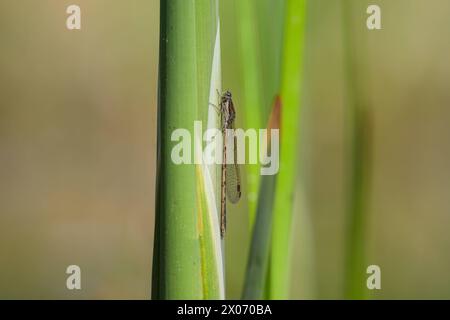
{"left": 220, "top": 91, "right": 236, "bottom": 129}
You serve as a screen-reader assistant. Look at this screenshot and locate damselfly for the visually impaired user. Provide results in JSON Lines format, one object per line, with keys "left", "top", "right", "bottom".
{"left": 218, "top": 91, "right": 241, "bottom": 239}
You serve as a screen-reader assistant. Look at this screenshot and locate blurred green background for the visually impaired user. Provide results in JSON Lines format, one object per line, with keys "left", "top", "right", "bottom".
{"left": 1, "top": 0, "right": 450, "bottom": 299}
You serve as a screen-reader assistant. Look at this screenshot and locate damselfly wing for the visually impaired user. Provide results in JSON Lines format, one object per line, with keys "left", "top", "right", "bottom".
{"left": 225, "top": 122, "right": 241, "bottom": 204}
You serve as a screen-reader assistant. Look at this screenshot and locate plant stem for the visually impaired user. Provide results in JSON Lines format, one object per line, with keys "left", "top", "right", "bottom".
{"left": 152, "top": 0, "right": 223, "bottom": 300}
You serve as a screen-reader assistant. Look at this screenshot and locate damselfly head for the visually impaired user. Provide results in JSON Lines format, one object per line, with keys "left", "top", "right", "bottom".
{"left": 224, "top": 90, "right": 232, "bottom": 100}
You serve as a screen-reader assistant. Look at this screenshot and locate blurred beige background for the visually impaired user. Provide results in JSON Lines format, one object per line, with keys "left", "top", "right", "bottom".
{"left": 1, "top": 0, "right": 450, "bottom": 299}
{"left": 0, "top": 1, "right": 159, "bottom": 299}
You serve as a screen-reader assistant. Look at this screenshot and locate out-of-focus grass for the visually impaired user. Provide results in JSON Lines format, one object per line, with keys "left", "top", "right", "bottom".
{"left": 242, "top": 97, "right": 280, "bottom": 299}
{"left": 341, "top": 0, "right": 372, "bottom": 299}
{"left": 269, "top": 0, "right": 307, "bottom": 299}
{"left": 235, "top": 0, "right": 264, "bottom": 225}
